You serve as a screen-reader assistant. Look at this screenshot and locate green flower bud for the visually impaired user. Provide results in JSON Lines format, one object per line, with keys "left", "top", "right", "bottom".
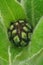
{"left": 7, "top": 19, "right": 33, "bottom": 47}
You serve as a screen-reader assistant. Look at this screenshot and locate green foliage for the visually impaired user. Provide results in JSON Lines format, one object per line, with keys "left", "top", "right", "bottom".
{"left": 21, "top": 0, "right": 43, "bottom": 27}
{"left": 0, "top": 0, "right": 43, "bottom": 65}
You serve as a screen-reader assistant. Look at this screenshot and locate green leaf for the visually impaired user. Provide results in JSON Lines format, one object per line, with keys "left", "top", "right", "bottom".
{"left": 0, "top": 0, "right": 43, "bottom": 65}
{"left": 0, "top": 0, "right": 26, "bottom": 65}
{"left": 21, "top": 0, "right": 43, "bottom": 27}
{"left": 0, "top": 0, "right": 26, "bottom": 28}
{"left": 17, "top": 0, "right": 21, "bottom": 2}
{"left": 12, "top": 48, "right": 43, "bottom": 65}
{"left": 26, "top": 16, "right": 43, "bottom": 58}
{"left": 28, "top": 49, "right": 43, "bottom": 65}
{"left": 11, "top": 17, "right": 43, "bottom": 65}
{"left": 0, "top": 13, "right": 10, "bottom": 64}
